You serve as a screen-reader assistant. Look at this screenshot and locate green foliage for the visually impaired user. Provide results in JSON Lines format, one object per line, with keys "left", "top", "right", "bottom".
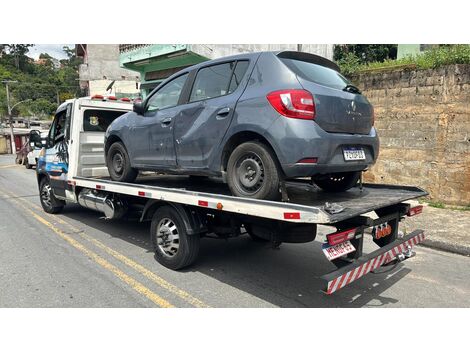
{"left": 338, "top": 45, "right": 470, "bottom": 76}
{"left": 0, "top": 44, "right": 83, "bottom": 119}
{"left": 334, "top": 45, "right": 398, "bottom": 64}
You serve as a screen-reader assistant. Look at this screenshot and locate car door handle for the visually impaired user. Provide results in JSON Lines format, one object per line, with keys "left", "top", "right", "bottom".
{"left": 161, "top": 117, "right": 172, "bottom": 127}
{"left": 216, "top": 107, "right": 231, "bottom": 118}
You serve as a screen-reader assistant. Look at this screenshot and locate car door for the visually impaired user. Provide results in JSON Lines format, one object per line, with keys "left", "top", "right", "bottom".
{"left": 128, "top": 73, "right": 189, "bottom": 167}
{"left": 173, "top": 60, "right": 250, "bottom": 170}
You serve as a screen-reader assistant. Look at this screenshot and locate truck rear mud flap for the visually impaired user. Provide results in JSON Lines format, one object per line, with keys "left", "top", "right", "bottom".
{"left": 321, "top": 230, "right": 425, "bottom": 295}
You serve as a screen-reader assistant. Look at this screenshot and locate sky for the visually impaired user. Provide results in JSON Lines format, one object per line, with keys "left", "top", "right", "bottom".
{"left": 26, "top": 44, "right": 74, "bottom": 60}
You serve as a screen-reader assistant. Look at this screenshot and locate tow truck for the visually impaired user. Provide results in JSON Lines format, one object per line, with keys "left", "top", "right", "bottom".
{"left": 35, "top": 96, "right": 427, "bottom": 295}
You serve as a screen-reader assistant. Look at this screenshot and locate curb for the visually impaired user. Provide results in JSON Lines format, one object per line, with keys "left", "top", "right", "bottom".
{"left": 420, "top": 239, "right": 470, "bottom": 257}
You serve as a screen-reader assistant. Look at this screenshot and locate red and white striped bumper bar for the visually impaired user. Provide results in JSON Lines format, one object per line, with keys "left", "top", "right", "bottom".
{"left": 321, "top": 230, "right": 425, "bottom": 295}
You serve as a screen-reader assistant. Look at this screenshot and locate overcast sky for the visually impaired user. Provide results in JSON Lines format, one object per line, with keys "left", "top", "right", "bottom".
{"left": 26, "top": 44, "right": 74, "bottom": 60}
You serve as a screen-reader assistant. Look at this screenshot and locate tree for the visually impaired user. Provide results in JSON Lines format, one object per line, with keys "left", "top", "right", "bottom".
{"left": 334, "top": 45, "right": 398, "bottom": 64}
{"left": 4, "top": 44, "right": 33, "bottom": 70}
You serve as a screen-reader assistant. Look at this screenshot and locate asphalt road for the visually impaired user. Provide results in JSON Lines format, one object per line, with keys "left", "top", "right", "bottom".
{"left": 1, "top": 154, "right": 469, "bottom": 307}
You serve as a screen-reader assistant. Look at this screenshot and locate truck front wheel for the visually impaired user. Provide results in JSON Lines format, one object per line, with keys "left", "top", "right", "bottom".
{"left": 150, "top": 206, "right": 200, "bottom": 270}
{"left": 39, "top": 178, "right": 65, "bottom": 214}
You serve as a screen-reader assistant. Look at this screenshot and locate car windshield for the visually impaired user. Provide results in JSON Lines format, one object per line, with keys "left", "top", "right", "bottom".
{"left": 280, "top": 57, "right": 351, "bottom": 90}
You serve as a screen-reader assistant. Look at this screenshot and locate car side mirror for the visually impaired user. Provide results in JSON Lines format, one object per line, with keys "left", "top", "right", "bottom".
{"left": 133, "top": 102, "right": 145, "bottom": 115}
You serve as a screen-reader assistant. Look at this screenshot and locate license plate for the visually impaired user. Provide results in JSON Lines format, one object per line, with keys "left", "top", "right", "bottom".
{"left": 343, "top": 148, "right": 366, "bottom": 161}
{"left": 322, "top": 241, "right": 356, "bottom": 261}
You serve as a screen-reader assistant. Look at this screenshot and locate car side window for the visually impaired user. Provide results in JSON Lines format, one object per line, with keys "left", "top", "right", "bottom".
{"left": 228, "top": 61, "right": 249, "bottom": 94}
{"left": 189, "top": 62, "right": 237, "bottom": 102}
{"left": 146, "top": 73, "right": 188, "bottom": 112}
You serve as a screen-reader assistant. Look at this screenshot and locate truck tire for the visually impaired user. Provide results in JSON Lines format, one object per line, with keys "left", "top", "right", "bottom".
{"left": 150, "top": 206, "right": 200, "bottom": 270}
{"left": 39, "top": 178, "right": 65, "bottom": 214}
{"left": 227, "top": 141, "right": 281, "bottom": 200}
{"left": 313, "top": 171, "right": 361, "bottom": 192}
{"left": 243, "top": 224, "right": 269, "bottom": 242}
{"left": 106, "top": 142, "right": 138, "bottom": 183}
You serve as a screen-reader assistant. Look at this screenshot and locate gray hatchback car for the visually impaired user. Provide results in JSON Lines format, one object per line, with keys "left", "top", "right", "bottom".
{"left": 104, "top": 51, "right": 379, "bottom": 200}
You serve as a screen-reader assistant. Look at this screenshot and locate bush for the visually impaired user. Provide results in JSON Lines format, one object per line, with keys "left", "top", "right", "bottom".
{"left": 338, "top": 45, "right": 470, "bottom": 76}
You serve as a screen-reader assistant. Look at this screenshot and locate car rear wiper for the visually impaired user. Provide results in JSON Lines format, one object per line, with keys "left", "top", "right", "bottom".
{"left": 342, "top": 84, "right": 361, "bottom": 94}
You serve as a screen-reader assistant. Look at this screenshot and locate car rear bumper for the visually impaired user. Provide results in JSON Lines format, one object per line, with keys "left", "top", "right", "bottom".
{"left": 266, "top": 118, "right": 379, "bottom": 178}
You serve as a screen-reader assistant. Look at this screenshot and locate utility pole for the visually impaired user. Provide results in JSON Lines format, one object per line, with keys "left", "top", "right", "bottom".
{"left": 2, "top": 80, "right": 18, "bottom": 155}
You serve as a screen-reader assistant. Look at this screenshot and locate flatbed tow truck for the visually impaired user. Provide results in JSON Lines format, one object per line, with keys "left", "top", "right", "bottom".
{"left": 35, "top": 97, "right": 428, "bottom": 295}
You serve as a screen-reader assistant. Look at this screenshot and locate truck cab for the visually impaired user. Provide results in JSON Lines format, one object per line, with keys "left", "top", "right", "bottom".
{"left": 37, "top": 96, "right": 133, "bottom": 204}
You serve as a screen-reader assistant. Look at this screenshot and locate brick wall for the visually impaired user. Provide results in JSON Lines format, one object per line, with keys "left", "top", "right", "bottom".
{"left": 351, "top": 64, "right": 470, "bottom": 205}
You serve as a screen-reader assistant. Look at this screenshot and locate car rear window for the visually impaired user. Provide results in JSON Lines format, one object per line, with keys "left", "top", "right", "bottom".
{"left": 280, "top": 57, "right": 350, "bottom": 90}
{"left": 83, "top": 109, "right": 127, "bottom": 132}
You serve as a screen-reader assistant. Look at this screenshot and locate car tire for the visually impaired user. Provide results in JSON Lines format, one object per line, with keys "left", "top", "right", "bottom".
{"left": 106, "top": 142, "right": 138, "bottom": 183}
{"left": 227, "top": 141, "right": 281, "bottom": 200}
{"left": 313, "top": 171, "right": 361, "bottom": 192}
{"left": 39, "top": 178, "right": 65, "bottom": 214}
{"left": 25, "top": 158, "right": 32, "bottom": 169}
{"left": 150, "top": 206, "right": 200, "bottom": 270}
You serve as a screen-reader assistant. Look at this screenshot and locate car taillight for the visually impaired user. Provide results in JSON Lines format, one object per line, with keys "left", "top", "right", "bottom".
{"left": 326, "top": 228, "right": 357, "bottom": 246}
{"left": 407, "top": 205, "right": 423, "bottom": 216}
{"left": 266, "top": 89, "right": 315, "bottom": 120}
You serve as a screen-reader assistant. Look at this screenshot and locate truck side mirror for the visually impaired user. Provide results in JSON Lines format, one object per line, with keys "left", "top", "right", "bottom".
{"left": 133, "top": 102, "right": 145, "bottom": 115}
{"left": 29, "top": 129, "right": 41, "bottom": 143}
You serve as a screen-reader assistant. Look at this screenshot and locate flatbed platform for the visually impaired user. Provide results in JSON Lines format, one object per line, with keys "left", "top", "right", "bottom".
{"left": 73, "top": 175, "right": 428, "bottom": 225}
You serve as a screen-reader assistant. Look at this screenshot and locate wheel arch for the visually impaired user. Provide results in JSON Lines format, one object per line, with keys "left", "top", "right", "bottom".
{"left": 141, "top": 200, "right": 207, "bottom": 235}
{"left": 220, "top": 130, "right": 282, "bottom": 172}
{"left": 104, "top": 134, "right": 124, "bottom": 155}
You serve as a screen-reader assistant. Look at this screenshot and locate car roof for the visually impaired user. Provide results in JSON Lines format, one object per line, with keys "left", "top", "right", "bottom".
{"left": 152, "top": 50, "right": 338, "bottom": 94}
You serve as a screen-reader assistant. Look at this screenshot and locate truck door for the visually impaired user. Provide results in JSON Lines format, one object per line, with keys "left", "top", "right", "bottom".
{"left": 43, "top": 103, "right": 72, "bottom": 199}
{"left": 173, "top": 60, "right": 250, "bottom": 169}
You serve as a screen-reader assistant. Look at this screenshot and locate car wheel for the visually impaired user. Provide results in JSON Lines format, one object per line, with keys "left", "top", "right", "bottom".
{"left": 106, "top": 142, "right": 137, "bottom": 182}
{"left": 39, "top": 178, "right": 65, "bottom": 214}
{"left": 313, "top": 171, "right": 361, "bottom": 192}
{"left": 150, "top": 206, "right": 200, "bottom": 270}
{"left": 25, "top": 158, "right": 32, "bottom": 169}
{"left": 227, "top": 141, "right": 280, "bottom": 200}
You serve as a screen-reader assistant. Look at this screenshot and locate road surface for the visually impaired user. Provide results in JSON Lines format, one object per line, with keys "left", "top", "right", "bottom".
{"left": 1, "top": 155, "right": 469, "bottom": 307}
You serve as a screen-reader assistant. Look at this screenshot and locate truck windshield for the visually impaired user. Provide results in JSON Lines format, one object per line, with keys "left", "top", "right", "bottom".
{"left": 83, "top": 110, "right": 127, "bottom": 132}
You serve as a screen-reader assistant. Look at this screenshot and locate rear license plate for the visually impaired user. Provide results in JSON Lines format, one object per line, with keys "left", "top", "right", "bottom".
{"left": 322, "top": 241, "right": 356, "bottom": 261}
{"left": 343, "top": 148, "right": 366, "bottom": 161}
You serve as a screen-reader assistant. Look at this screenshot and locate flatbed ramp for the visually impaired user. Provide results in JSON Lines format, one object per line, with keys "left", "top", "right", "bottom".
{"left": 73, "top": 175, "right": 427, "bottom": 225}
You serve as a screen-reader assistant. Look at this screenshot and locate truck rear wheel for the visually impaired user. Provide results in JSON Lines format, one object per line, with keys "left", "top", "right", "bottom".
{"left": 39, "top": 178, "right": 65, "bottom": 214}
{"left": 150, "top": 206, "right": 200, "bottom": 270}
{"left": 106, "top": 142, "right": 137, "bottom": 183}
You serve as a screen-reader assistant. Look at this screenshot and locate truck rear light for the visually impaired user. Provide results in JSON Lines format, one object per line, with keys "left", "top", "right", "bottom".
{"left": 107, "top": 96, "right": 117, "bottom": 101}
{"left": 266, "top": 89, "right": 315, "bottom": 120}
{"left": 407, "top": 205, "right": 423, "bottom": 216}
{"left": 327, "top": 228, "right": 357, "bottom": 246}
{"left": 296, "top": 157, "right": 318, "bottom": 164}
{"left": 120, "top": 97, "right": 131, "bottom": 102}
